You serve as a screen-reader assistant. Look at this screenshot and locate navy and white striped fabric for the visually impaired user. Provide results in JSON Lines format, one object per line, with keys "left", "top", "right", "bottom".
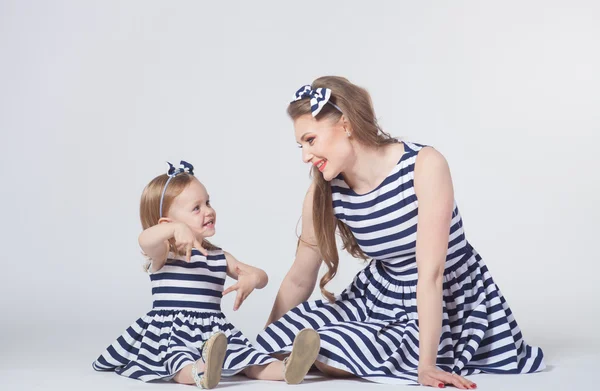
{"left": 292, "top": 85, "right": 334, "bottom": 117}
{"left": 93, "top": 248, "right": 276, "bottom": 382}
{"left": 257, "top": 142, "right": 545, "bottom": 384}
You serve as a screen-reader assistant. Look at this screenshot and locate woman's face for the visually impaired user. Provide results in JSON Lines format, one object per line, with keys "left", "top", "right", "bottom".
{"left": 294, "top": 114, "right": 353, "bottom": 181}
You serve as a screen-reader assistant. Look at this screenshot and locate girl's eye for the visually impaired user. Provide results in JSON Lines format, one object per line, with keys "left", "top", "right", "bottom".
{"left": 206, "top": 201, "right": 211, "bottom": 207}
{"left": 193, "top": 205, "right": 200, "bottom": 211}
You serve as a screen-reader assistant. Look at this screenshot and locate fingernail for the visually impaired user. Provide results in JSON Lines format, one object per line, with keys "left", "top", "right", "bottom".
{"left": 439, "top": 384, "right": 445, "bottom": 389}
{"left": 471, "top": 385, "right": 477, "bottom": 389}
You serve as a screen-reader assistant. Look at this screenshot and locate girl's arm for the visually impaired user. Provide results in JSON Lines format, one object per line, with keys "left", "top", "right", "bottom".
{"left": 264, "top": 182, "right": 323, "bottom": 326}
{"left": 222, "top": 251, "right": 269, "bottom": 311}
{"left": 224, "top": 251, "right": 268, "bottom": 289}
{"left": 139, "top": 222, "right": 202, "bottom": 272}
{"left": 414, "top": 147, "right": 472, "bottom": 389}
{"left": 138, "top": 223, "right": 173, "bottom": 272}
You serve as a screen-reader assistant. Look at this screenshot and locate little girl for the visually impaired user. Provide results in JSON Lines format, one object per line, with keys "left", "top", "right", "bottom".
{"left": 92, "top": 161, "right": 320, "bottom": 388}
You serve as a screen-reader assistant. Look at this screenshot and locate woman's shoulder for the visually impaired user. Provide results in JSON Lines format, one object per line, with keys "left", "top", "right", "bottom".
{"left": 401, "top": 140, "right": 429, "bottom": 154}
{"left": 414, "top": 143, "right": 448, "bottom": 171}
{"left": 413, "top": 144, "right": 453, "bottom": 198}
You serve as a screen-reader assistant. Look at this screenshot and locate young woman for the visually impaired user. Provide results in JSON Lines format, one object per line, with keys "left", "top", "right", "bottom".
{"left": 257, "top": 77, "right": 545, "bottom": 388}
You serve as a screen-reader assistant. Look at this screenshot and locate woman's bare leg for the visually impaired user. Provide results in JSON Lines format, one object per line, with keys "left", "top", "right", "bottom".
{"left": 243, "top": 361, "right": 285, "bottom": 381}
{"left": 313, "top": 360, "right": 354, "bottom": 378}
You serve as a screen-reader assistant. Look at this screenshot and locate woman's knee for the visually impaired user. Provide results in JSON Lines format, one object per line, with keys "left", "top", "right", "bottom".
{"left": 314, "top": 360, "right": 353, "bottom": 378}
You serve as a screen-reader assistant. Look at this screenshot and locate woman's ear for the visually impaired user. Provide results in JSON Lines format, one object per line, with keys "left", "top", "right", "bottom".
{"left": 340, "top": 115, "right": 351, "bottom": 131}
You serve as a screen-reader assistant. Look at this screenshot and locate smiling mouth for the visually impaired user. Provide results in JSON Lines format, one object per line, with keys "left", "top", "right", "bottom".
{"left": 203, "top": 219, "right": 215, "bottom": 227}
{"left": 315, "top": 159, "right": 327, "bottom": 172}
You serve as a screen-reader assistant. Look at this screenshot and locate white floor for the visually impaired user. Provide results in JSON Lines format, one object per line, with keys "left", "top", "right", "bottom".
{"left": 1, "top": 335, "right": 597, "bottom": 391}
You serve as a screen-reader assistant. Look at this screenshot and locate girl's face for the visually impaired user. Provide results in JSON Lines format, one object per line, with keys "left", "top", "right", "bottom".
{"left": 167, "top": 178, "right": 216, "bottom": 238}
{"left": 294, "top": 114, "right": 353, "bottom": 181}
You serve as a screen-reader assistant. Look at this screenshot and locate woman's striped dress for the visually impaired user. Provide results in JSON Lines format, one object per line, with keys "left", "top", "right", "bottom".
{"left": 93, "top": 248, "right": 276, "bottom": 382}
{"left": 257, "top": 142, "right": 545, "bottom": 384}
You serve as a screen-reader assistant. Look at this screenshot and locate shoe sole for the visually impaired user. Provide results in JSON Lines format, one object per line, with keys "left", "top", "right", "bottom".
{"left": 202, "top": 332, "right": 227, "bottom": 389}
{"left": 285, "top": 328, "right": 320, "bottom": 384}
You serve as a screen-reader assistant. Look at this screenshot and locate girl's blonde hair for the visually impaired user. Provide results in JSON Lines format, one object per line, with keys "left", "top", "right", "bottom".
{"left": 288, "top": 76, "right": 398, "bottom": 303}
{"left": 140, "top": 173, "right": 217, "bottom": 269}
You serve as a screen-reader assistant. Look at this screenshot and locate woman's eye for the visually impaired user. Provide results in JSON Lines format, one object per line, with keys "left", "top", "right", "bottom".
{"left": 298, "top": 137, "right": 315, "bottom": 148}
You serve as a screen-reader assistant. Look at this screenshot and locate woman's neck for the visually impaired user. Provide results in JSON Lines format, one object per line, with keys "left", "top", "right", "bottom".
{"left": 341, "top": 142, "right": 404, "bottom": 195}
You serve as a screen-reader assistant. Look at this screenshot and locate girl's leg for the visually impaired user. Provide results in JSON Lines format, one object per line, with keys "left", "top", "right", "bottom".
{"left": 173, "top": 332, "right": 228, "bottom": 388}
{"left": 173, "top": 360, "right": 206, "bottom": 385}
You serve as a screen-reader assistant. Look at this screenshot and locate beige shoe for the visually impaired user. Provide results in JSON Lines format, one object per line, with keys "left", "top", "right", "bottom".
{"left": 192, "top": 332, "right": 227, "bottom": 389}
{"left": 283, "top": 328, "right": 320, "bottom": 384}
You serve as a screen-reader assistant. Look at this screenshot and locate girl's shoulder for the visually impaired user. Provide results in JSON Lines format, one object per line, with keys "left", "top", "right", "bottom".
{"left": 166, "top": 246, "right": 224, "bottom": 261}
{"left": 205, "top": 247, "right": 225, "bottom": 257}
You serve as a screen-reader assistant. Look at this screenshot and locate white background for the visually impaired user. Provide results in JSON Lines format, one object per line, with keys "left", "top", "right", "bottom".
{"left": 1, "top": 1, "right": 599, "bottom": 390}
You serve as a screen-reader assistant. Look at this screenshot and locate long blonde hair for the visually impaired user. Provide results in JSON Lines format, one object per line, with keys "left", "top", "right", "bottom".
{"left": 288, "top": 76, "right": 398, "bottom": 302}
{"left": 140, "top": 173, "right": 217, "bottom": 268}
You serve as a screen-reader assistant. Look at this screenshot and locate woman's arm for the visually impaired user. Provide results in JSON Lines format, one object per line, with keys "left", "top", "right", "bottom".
{"left": 414, "top": 147, "right": 454, "bottom": 367}
{"left": 265, "top": 182, "right": 323, "bottom": 326}
{"left": 414, "top": 147, "right": 473, "bottom": 389}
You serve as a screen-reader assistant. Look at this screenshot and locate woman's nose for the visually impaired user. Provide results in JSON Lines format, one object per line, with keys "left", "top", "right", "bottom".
{"left": 302, "top": 149, "right": 313, "bottom": 164}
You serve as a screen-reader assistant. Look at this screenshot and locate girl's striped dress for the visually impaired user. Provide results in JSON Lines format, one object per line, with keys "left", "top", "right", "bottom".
{"left": 93, "top": 248, "right": 276, "bottom": 382}
{"left": 257, "top": 142, "right": 545, "bottom": 384}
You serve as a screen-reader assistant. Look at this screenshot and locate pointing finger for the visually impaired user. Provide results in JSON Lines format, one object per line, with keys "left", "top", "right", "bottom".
{"left": 222, "top": 284, "right": 239, "bottom": 296}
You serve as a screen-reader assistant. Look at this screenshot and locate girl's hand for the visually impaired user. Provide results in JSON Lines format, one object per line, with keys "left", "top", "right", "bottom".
{"left": 222, "top": 267, "right": 260, "bottom": 311}
{"left": 418, "top": 365, "right": 476, "bottom": 389}
{"left": 172, "top": 223, "right": 207, "bottom": 261}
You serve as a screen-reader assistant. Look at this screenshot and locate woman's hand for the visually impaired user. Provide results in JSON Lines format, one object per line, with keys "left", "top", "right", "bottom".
{"left": 222, "top": 267, "right": 260, "bottom": 311}
{"left": 418, "top": 365, "right": 476, "bottom": 389}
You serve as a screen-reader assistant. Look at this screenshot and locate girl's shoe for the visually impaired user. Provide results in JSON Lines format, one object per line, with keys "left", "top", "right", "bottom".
{"left": 193, "top": 332, "right": 227, "bottom": 389}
